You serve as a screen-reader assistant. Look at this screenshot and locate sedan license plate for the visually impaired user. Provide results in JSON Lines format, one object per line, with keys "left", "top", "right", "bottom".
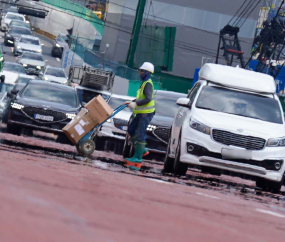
{"left": 34, "top": 114, "right": 54, "bottom": 122}
{"left": 222, "top": 148, "right": 252, "bottom": 160}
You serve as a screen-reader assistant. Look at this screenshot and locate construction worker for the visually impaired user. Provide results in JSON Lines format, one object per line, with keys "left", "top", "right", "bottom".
{"left": 124, "top": 62, "right": 155, "bottom": 170}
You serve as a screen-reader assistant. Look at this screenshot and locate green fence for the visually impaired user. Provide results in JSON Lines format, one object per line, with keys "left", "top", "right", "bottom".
{"left": 70, "top": 37, "right": 162, "bottom": 96}
{"left": 42, "top": 0, "right": 104, "bottom": 35}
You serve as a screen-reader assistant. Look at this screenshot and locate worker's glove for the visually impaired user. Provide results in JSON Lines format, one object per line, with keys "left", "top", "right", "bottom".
{"left": 124, "top": 101, "right": 131, "bottom": 105}
{"left": 128, "top": 102, "right": 137, "bottom": 110}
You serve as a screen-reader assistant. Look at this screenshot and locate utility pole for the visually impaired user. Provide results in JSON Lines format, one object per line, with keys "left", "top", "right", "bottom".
{"left": 126, "top": 0, "right": 146, "bottom": 68}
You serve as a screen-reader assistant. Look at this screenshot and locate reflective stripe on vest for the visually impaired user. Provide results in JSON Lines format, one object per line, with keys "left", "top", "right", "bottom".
{"left": 133, "top": 79, "right": 155, "bottom": 114}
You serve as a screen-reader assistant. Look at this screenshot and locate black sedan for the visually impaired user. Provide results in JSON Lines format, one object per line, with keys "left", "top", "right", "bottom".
{"left": 51, "top": 33, "right": 68, "bottom": 58}
{"left": 123, "top": 90, "right": 187, "bottom": 160}
{"left": 5, "top": 80, "right": 80, "bottom": 140}
{"left": 4, "top": 26, "right": 32, "bottom": 46}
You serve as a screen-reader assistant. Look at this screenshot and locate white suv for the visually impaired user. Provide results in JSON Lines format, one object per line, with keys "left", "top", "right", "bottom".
{"left": 164, "top": 64, "right": 285, "bottom": 193}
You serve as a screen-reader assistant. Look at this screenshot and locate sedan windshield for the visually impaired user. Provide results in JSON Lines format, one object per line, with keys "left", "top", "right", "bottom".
{"left": 17, "top": 77, "right": 33, "bottom": 84}
{"left": 77, "top": 89, "right": 110, "bottom": 104}
{"left": 45, "top": 68, "right": 66, "bottom": 77}
{"left": 22, "top": 83, "right": 78, "bottom": 107}
{"left": 20, "top": 37, "right": 39, "bottom": 45}
{"left": 58, "top": 35, "right": 68, "bottom": 42}
{"left": 9, "top": 28, "right": 31, "bottom": 35}
{"left": 6, "top": 14, "right": 24, "bottom": 21}
{"left": 196, "top": 86, "right": 283, "bottom": 124}
{"left": 154, "top": 95, "right": 183, "bottom": 117}
{"left": 10, "top": 21, "right": 30, "bottom": 28}
{"left": 22, "top": 52, "right": 44, "bottom": 61}
{"left": 3, "top": 63, "right": 26, "bottom": 73}
{"left": 108, "top": 97, "right": 132, "bottom": 112}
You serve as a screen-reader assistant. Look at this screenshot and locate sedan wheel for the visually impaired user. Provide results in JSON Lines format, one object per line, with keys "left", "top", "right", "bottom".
{"left": 163, "top": 136, "right": 174, "bottom": 173}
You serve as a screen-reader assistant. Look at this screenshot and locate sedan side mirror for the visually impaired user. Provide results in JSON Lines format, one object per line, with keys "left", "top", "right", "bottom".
{"left": 0, "top": 75, "right": 5, "bottom": 83}
{"left": 176, "top": 98, "right": 191, "bottom": 108}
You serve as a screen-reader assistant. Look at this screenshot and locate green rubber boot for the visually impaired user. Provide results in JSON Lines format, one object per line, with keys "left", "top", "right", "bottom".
{"left": 124, "top": 142, "right": 146, "bottom": 170}
{"left": 130, "top": 136, "right": 149, "bottom": 157}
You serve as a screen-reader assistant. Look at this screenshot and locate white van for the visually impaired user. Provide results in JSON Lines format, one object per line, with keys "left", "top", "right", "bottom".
{"left": 164, "top": 63, "right": 285, "bottom": 193}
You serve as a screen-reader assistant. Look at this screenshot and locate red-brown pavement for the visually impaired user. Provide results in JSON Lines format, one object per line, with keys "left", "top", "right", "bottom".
{"left": 0, "top": 134, "right": 284, "bottom": 242}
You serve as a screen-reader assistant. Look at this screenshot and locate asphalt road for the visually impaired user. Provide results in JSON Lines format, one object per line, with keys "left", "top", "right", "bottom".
{"left": 0, "top": 21, "right": 284, "bottom": 242}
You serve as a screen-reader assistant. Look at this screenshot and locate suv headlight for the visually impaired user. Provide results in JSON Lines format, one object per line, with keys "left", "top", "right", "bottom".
{"left": 22, "top": 64, "right": 27, "bottom": 67}
{"left": 189, "top": 118, "right": 211, "bottom": 135}
{"left": 17, "top": 45, "right": 21, "bottom": 49}
{"left": 11, "top": 102, "right": 24, "bottom": 110}
{"left": 36, "top": 50, "right": 42, "bottom": 53}
{"left": 66, "top": 113, "right": 76, "bottom": 119}
{"left": 0, "top": 57, "right": 3, "bottom": 62}
{"left": 267, "top": 137, "right": 285, "bottom": 147}
{"left": 36, "top": 66, "right": 41, "bottom": 69}
{"left": 56, "top": 43, "right": 61, "bottom": 48}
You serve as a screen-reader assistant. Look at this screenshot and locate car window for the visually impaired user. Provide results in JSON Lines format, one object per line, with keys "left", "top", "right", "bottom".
{"left": 108, "top": 97, "right": 132, "bottom": 112}
{"left": 22, "top": 83, "right": 78, "bottom": 107}
{"left": 187, "top": 83, "right": 201, "bottom": 103}
{"left": 154, "top": 95, "right": 185, "bottom": 117}
{"left": 3, "top": 63, "right": 26, "bottom": 74}
{"left": 20, "top": 37, "right": 39, "bottom": 45}
{"left": 196, "top": 86, "right": 283, "bottom": 124}
{"left": 9, "top": 28, "right": 31, "bottom": 35}
{"left": 22, "top": 52, "right": 44, "bottom": 61}
{"left": 45, "top": 68, "right": 66, "bottom": 77}
{"left": 77, "top": 89, "right": 110, "bottom": 104}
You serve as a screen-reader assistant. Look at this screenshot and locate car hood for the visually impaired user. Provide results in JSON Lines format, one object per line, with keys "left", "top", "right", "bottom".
{"left": 192, "top": 109, "right": 285, "bottom": 139}
{"left": 1, "top": 70, "right": 18, "bottom": 84}
{"left": 16, "top": 96, "right": 78, "bottom": 113}
{"left": 149, "top": 114, "right": 173, "bottom": 127}
{"left": 20, "top": 59, "right": 45, "bottom": 67}
{"left": 17, "top": 43, "right": 41, "bottom": 52}
{"left": 44, "top": 75, "right": 67, "bottom": 84}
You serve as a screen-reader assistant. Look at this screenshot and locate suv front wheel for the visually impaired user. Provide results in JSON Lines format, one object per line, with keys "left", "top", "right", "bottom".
{"left": 256, "top": 175, "right": 284, "bottom": 193}
{"left": 173, "top": 134, "right": 188, "bottom": 176}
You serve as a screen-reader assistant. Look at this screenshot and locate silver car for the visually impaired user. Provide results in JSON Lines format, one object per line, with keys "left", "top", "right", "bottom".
{"left": 17, "top": 51, "right": 46, "bottom": 76}
{"left": 1, "top": 12, "right": 25, "bottom": 31}
{"left": 43, "top": 66, "right": 68, "bottom": 85}
{"left": 14, "top": 35, "right": 43, "bottom": 56}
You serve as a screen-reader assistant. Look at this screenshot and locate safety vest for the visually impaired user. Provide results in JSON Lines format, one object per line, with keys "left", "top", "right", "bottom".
{"left": 133, "top": 79, "right": 155, "bottom": 114}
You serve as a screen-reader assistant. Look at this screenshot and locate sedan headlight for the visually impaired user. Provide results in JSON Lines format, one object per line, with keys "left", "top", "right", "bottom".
{"left": 22, "top": 64, "right": 27, "bottom": 67}
{"left": 147, "top": 124, "right": 157, "bottom": 131}
{"left": 267, "top": 137, "right": 285, "bottom": 147}
{"left": 44, "top": 76, "right": 48, "bottom": 81}
{"left": 36, "top": 66, "right": 41, "bottom": 69}
{"left": 17, "top": 45, "right": 21, "bottom": 49}
{"left": 189, "top": 118, "right": 211, "bottom": 135}
{"left": 55, "top": 43, "right": 61, "bottom": 48}
{"left": 66, "top": 113, "right": 76, "bottom": 119}
{"left": 36, "top": 50, "right": 42, "bottom": 53}
{"left": 63, "top": 79, "right": 68, "bottom": 84}
{"left": 11, "top": 102, "right": 24, "bottom": 110}
{"left": 0, "top": 57, "right": 3, "bottom": 62}
{"left": 8, "top": 40, "right": 13, "bottom": 44}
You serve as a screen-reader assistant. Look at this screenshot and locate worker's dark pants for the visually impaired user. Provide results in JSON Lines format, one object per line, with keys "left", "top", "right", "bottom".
{"left": 127, "top": 113, "right": 154, "bottom": 143}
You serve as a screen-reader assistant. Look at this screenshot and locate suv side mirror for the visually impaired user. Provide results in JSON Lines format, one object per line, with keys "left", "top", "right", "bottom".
{"left": 176, "top": 98, "right": 191, "bottom": 108}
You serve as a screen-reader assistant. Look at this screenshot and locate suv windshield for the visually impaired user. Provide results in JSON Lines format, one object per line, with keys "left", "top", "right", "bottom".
{"left": 77, "top": 89, "right": 110, "bottom": 104}
{"left": 6, "top": 14, "right": 24, "bottom": 21}
{"left": 22, "top": 52, "right": 43, "bottom": 61}
{"left": 154, "top": 95, "right": 183, "bottom": 117}
{"left": 196, "top": 86, "right": 283, "bottom": 124}
{"left": 17, "top": 77, "right": 33, "bottom": 84}
{"left": 22, "top": 83, "right": 78, "bottom": 107}
{"left": 10, "top": 21, "right": 30, "bottom": 28}
{"left": 45, "top": 68, "right": 66, "bottom": 77}
{"left": 20, "top": 37, "right": 39, "bottom": 45}
{"left": 3, "top": 63, "right": 25, "bottom": 73}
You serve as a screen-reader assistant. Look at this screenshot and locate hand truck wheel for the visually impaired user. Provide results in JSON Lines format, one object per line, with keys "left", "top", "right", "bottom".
{"left": 76, "top": 139, "right": 96, "bottom": 157}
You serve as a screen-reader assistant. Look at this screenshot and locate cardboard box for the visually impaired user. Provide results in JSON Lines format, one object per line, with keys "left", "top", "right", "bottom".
{"left": 63, "top": 95, "right": 113, "bottom": 144}
{"left": 85, "top": 95, "right": 113, "bottom": 124}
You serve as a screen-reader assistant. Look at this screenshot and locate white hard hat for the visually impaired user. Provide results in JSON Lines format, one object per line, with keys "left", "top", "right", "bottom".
{"left": 139, "top": 62, "right": 154, "bottom": 73}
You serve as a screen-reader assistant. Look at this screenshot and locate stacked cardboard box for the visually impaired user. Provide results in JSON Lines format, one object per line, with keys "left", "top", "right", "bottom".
{"left": 63, "top": 95, "right": 113, "bottom": 144}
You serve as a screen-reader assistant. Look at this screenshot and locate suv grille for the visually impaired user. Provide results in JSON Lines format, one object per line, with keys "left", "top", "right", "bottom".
{"left": 113, "top": 118, "right": 128, "bottom": 129}
{"left": 212, "top": 129, "right": 266, "bottom": 150}
{"left": 22, "top": 107, "right": 66, "bottom": 122}
{"left": 153, "top": 127, "right": 170, "bottom": 143}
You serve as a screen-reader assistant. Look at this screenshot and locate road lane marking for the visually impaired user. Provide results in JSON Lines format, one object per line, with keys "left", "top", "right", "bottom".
{"left": 147, "top": 178, "right": 172, "bottom": 185}
{"left": 196, "top": 192, "right": 220, "bottom": 200}
{"left": 255, "top": 208, "right": 285, "bottom": 218}
{"left": 56, "top": 58, "right": 61, "bottom": 62}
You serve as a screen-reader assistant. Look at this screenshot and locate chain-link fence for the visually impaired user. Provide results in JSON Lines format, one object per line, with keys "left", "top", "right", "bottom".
{"left": 41, "top": 0, "right": 104, "bottom": 35}
{"left": 70, "top": 36, "right": 162, "bottom": 95}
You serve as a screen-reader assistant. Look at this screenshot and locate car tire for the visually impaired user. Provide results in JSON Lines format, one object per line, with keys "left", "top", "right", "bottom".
{"left": 173, "top": 134, "right": 188, "bottom": 176}
{"left": 51, "top": 48, "right": 56, "bottom": 57}
{"left": 6, "top": 123, "right": 21, "bottom": 135}
{"left": 163, "top": 131, "right": 174, "bottom": 173}
{"left": 122, "top": 133, "right": 131, "bottom": 158}
{"left": 201, "top": 166, "right": 222, "bottom": 176}
{"left": 256, "top": 175, "right": 284, "bottom": 193}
